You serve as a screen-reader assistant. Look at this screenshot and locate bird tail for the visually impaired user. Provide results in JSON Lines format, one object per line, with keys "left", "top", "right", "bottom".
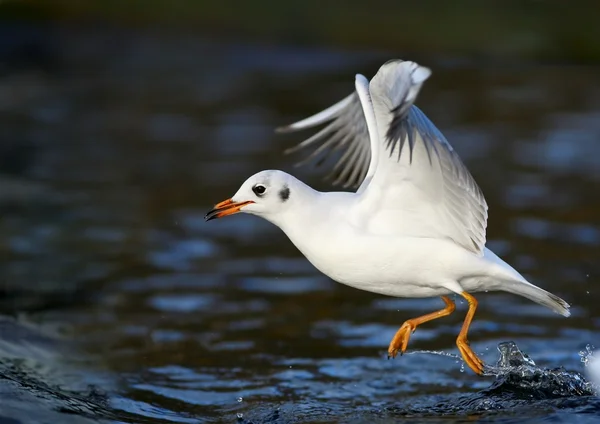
{"left": 484, "top": 248, "right": 570, "bottom": 317}
{"left": 498, "top": 279, "right": 571, "bottom": 317}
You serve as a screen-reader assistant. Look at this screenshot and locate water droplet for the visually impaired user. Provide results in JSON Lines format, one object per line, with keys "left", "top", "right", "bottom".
{"left": 587, "top": 291, "right": 590, "bottom": 294}
{"left": 460, "top": 362, "right": 465, "bottom": 373}
{"left": 237, "top": 397, "right": 243, "bottom": 403}
{"left": 237, "top": 412, "right": 244, "bottom": 419}
{"left": 579, "top": 343, "right": 595, "bottom": 367}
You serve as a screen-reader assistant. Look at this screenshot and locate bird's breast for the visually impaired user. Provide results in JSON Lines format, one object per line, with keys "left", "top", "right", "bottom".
{"left": 288, "top": 225, "right": 438, "bottom": 284}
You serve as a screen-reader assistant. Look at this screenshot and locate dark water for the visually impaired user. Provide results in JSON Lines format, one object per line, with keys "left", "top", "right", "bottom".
{"left": 1, "top": 26, "right": 600, "bottom": 423}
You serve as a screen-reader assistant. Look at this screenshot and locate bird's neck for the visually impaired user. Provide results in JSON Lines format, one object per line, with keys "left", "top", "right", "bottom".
{"left": 265, "top": 182, "right": 321, "bottom": 235}
{"left": 270, "top": 190, "right": 356, "bottom": 258}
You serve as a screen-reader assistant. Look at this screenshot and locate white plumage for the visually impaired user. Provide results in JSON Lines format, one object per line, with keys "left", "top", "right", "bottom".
{"left": 206, "top": 59, "right": 570, "bottom": 375}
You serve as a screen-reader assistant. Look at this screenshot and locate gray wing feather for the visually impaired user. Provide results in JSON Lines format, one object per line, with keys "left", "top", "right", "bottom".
{"left": 277, "top": 59, "right": 489, "bottom": 255}
{"left": 370, "top": 59, "right": 488, "bottom": 254}
{"left": 276, "top": 93, "right": 371, "bottom": 189}
{"left": 389, "top": 106, "right": 488, "bottom": 253}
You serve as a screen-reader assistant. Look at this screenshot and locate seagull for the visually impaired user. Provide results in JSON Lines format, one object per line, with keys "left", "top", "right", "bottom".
{"left": 205, "top": 59, "right": 570, "bottom": 375}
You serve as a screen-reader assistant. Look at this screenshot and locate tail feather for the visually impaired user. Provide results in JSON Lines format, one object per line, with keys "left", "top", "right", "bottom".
{"left": 498, "top": 279, "right": 571, "bottom": 317}
{"left": 484, "top": 247, "right": 570, "bottom": 317}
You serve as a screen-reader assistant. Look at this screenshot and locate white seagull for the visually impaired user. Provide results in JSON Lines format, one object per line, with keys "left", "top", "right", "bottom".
{"left": 205, "top": 59, "right": 570, "bottom": 375}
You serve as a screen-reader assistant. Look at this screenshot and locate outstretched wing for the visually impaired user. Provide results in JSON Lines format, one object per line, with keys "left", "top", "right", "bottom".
{"left": 278, "top": 60, "right": 489, "bottom": 255}
{"left": 276, "top": 93, "right": 371, "bottom": 190}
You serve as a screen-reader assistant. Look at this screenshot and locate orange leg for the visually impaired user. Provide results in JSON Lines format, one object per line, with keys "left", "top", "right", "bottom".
{"left": 456, "top": 291, "right": 485, "bottom": 375}
{"left": 387, "top": 295, "right": 456, "bottom": 358}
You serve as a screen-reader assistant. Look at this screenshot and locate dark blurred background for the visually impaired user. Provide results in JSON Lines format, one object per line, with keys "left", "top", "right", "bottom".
{"left": 1, "top": 1, "right": 599, "bottom": 423}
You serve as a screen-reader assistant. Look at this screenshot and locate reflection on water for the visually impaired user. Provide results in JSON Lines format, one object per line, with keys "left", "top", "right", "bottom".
{"left": 1, "top": 27, "right": 600, "bottom": 423}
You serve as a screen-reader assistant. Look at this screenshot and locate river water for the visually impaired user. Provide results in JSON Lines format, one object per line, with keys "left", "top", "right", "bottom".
{"left": 1, "top": 27, "right": 600, "bottom": 423}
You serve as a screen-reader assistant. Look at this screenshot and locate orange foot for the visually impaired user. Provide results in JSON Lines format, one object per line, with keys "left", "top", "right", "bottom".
{"left": 387, "top": 321, "right": 415, "bottom": 358}
{"left": 456, "top": 291, "right": 485, "bottom": 375}
{"left": 457, "top": 336, "right": 485, "bottom": 375}
{"left": 386, "top": 295, "right": 455, "bottom": 359}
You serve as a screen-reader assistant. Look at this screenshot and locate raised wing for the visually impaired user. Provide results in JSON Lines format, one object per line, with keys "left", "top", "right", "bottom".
{"left": 276, "top": 91, "right": 371, "bottom": 190}
{"left": 358, "top": 60, "right": 488, "bottom": 255}
{"left": 277, "top": 59, "right": 489, "bottom": 255}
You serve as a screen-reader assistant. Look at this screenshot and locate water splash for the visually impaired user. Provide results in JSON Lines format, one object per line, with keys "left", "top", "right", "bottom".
{"left": 387, "top": 340, "right": 599, "bottom": 419}
{"left": 479, "top": 341, "right": 596, "bottom": 397}
{"left": 407, "top": 349, "right": 461, "bottom": 359}
{"left": 579, "top": 344, "right": 595, "bottom": 367}
{"left": 406, "top": 342, "right": 596, "bottom": 396}
{"left": 411, "top": 342, "right": 596, "bottom": 397}
{"left": 408, "top": 349, "right": 468, "bottom": 372}
{"left": 486, "top": 340, "right": 536, "bottom": 374}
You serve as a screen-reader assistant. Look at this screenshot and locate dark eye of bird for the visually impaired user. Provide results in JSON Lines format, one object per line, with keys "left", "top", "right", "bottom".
{"left": 253, "top": 184, "right": 266, "bottom": 196}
